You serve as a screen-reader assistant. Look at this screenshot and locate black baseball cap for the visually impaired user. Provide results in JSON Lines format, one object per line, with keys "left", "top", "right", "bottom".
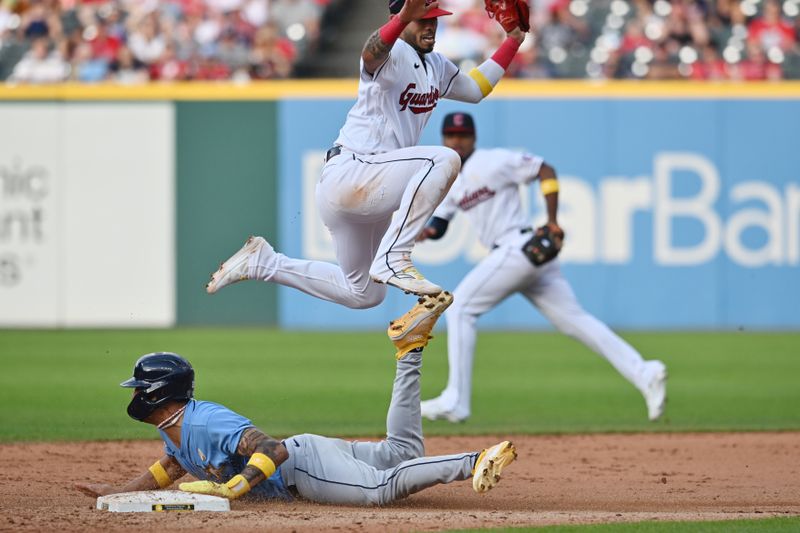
{"left": 389, "top": 0, "right": 453, "bottom": 18}
{"left": 442, "top": 112, "right": 476, "bottom": 134}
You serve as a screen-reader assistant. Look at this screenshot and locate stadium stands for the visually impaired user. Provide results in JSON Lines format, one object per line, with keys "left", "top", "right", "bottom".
{"left": 0, "top": 0, "right": 797, "bottom": 81}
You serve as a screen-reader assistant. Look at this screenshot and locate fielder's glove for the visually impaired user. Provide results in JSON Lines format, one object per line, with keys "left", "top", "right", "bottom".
{"left": 521, "top": 223, "right": 564, "bottom": 266}
{"left": 484, "top": 0, "right": 531, "bottom": 32}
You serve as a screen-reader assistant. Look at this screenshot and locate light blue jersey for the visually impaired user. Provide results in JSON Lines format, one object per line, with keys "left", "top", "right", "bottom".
{"left": 159, "top": 400, "right": 291, "bottom": 501}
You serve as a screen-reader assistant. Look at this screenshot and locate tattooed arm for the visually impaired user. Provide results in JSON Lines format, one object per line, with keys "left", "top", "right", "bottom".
{"left": 362, "top": 0, "right": 440, "bottom": 74}
{"left": 76, "top": 455, "right": 186, "bottom": 497}
{"left": 234, "top": 427, "right": 289, "bottom": 489}
{"left": 180, "top": 427, "right": 288, "bottom": 499}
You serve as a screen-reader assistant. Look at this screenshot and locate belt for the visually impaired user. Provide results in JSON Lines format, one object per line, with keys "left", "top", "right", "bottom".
{"left": 492, "top": 227, "right": 533, "bottom": 250}
{"left": 325, "top": 145, "right": 342, "bottom": 162}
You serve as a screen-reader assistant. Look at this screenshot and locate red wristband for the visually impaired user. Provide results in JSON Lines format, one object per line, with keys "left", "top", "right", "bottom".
{"left": 379, "top": 16, "right": 408, "bottom": 45}
{"left": 491, "top": 37, "right": 521, "bottom": 70}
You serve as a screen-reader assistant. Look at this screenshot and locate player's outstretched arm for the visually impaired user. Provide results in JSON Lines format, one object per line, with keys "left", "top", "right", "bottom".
{"left": 180, "top": 427, "right": 288, "bottom": 500}
{"left": 362, "top": 0, "right": 439, "bottom": 74}
{"left": 75, "top": 454, "right": 186, "bottom": 497}
{"left": 444, "top": 27, "right": 526, "bottom": 103}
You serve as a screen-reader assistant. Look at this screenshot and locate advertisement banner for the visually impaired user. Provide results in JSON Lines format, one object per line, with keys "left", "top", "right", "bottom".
{"left": 0, "top": 103, "right": 175, "bottom": 327}
{"left": 279, "top": 97, "right": 800, "bottom": 330}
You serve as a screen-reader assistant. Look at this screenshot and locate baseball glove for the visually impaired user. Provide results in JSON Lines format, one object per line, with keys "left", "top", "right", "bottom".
{"left": 521, "top": 224, "right": 564, "bottom": 266}
{"left": 484, "top": 0, "right": 531, "bottom": 32}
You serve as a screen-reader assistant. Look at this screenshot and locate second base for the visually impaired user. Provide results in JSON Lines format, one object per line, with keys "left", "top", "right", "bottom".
{"left": 96, "top": 490, "right": 230, "bottom": 512}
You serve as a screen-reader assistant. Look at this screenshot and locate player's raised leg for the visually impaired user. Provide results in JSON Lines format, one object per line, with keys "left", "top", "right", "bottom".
{"left": 525, "top": 261, "right": 668, "bottom": 421}
{"left": 206, "top": 214, "right": 391, "bottom": 309}
{"left": 350, "top": 292, "right": 453, "bottom": 468}
{"left": 364, "top": 145, "right": 461, "bottom": 295}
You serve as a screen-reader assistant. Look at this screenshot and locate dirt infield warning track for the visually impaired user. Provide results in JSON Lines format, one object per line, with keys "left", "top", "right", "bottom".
{"left": 1, "top": 432, "right": 798, "bottom": 532}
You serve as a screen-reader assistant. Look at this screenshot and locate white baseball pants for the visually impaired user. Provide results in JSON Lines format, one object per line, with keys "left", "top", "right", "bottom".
{"left": 251, "top": 145, "right": 460, "bottom": 309}
{"left": 438, "top": 232, "right": 653, "bottom": 419}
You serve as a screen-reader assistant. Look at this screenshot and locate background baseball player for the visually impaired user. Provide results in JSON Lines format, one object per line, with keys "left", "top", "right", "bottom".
{"left": 206, "top": 0, "right": 529, "bottom": 312}
{"left": 419, "top": 112, "right": 668, "bottom": 423}
{"left": 75, "top": 301, "right": 517, "bottom": 504}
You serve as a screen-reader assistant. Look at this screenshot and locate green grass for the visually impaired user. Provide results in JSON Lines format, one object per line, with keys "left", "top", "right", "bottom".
{"left": 0, "top": 329, "right": 798, "bottom": 441}
{"left": 451, "top": 516, "right": 800, "bottom": 532}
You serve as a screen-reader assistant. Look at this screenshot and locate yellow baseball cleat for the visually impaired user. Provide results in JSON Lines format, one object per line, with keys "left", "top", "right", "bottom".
{"left": 388, "top": 291, "right": 453, "bottom": 359}
{"left": 472, "top": 440, "right": 517, "bottom": 493}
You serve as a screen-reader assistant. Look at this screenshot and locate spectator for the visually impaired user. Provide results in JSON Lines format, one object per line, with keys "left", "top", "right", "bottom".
{"left": 8, "top": 37, "right": 69, "bottom": 83}
{"left": 72, "top": 41, "right": 107, "bottom": 81}
{"left": 748, "top": 0, "right": 796, "bottom": 51}
{"left": 2, "top": 0, "right": 799, "bottom": 82}
{"left": 108, "top": 45, "right": 149, "bottom": 83}
{"left": 128, "top": 15, "right": 166, "bottom": 64}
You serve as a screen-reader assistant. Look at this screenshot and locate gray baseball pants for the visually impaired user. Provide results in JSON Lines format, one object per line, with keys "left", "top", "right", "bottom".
{"left": 279, "top": 352, "right": 479, "bottom": 505}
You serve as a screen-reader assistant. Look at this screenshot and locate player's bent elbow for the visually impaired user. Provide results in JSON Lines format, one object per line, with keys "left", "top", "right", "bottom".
{"left": 539, "top": 163, "right": 557, "bottom": 181}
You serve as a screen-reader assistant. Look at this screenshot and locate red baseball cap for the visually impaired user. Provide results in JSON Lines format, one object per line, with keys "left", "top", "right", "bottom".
{"left": 389, "top": 0, "right": 453, "bottom": 19}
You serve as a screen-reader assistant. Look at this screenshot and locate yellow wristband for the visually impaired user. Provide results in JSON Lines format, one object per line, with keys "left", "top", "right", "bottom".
{"left": 540, "top": 178, "right": 559, "bottom": 195}
{"left": 225, "top": 474, "right": 252, "bottom": 497}
{"left": 148, "top": 461, "right": 172, "bottom": 488}
{"left": 247, "top": 453, "right": 277, "bottom": 479}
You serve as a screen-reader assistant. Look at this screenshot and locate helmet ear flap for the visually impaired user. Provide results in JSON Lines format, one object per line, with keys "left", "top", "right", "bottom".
{"left": 122, "top": 353, "right": 195, "bottom": 422}
{"left": 127, "top": 390, "right": 158, "bottom": 421}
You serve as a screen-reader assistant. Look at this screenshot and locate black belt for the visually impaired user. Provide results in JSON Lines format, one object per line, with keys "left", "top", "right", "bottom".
{"left": 492, "top": 227, "right": 533, "bottom": 249}
{"left": 325, "top": 145, "right": 342, "bottom": 162}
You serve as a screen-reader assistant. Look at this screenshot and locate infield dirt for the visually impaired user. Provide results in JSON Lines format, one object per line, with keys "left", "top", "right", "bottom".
{"left": 1, "top": 432, "right": 798, "bottom": 532}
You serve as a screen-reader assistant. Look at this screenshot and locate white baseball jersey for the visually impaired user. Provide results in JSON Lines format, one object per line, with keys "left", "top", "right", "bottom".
{"left": 433, "top": 148, "right": 544, "bottom": 249}
{"left": 335, "top": 39, "right": 460, "bottom": 155}
{"left": 421, "top": 148, "right": 661, "bottom": 424}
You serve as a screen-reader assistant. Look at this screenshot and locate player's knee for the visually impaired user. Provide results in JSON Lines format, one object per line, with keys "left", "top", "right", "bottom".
{"left": 439, "top": 147, "right": 461, "bottom": 180}
{"left": 346, "top": 284, "right": 386, "bottom": 309}
{"left": 394, "top": 440, "right": 424, "bottom": 461}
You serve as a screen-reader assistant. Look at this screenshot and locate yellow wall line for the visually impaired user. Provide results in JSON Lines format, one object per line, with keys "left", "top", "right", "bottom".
{"left": 0, "top": 80, "right": 799, "bottom": 100}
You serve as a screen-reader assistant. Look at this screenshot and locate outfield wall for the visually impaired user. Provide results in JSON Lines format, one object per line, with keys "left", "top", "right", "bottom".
{"left": 0, "top": 82, "right": 798, "bottom": 329}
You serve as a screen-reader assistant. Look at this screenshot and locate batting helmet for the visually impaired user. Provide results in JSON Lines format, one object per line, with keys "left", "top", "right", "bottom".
{"left": 121, "top": 352, "right": 194, "bottom": 422}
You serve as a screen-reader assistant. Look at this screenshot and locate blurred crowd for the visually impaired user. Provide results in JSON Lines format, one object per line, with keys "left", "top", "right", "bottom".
{"left": 1, "top": 0, "right": 798, "bottom": 82}
{"left": 0, "top": 0, "right": 329, "bottom": 82}
{"left": 438, "top": 0, "right": 800, "bottom": 79}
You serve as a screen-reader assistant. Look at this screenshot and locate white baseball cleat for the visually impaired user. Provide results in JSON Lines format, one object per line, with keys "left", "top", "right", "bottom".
{"left": 472, "top": 440, "right": 517, "bottom": 493}
{"left": 206, "top": 236, "right": 271, "bottom": 294}
{"left": 371, "top": 265, "right": 443, "bottom": 296}
{"left": 420, "top": 397, "right": 469, "bottom": 423}
{"left": 642, "top": 360, "right": 668, "bottom": 421}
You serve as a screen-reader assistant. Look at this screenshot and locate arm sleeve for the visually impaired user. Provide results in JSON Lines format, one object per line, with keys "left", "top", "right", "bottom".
{"left": 426, "top": 217, "right": 450, "bottom": 240}
{"left": 444, "top": 58, "right": 506, "bottom": 103}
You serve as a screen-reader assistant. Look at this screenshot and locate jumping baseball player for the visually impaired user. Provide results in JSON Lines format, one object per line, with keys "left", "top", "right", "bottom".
{"left": 419, "top": 112, "right": 668, "bottom": 423}
{"left": 75, "top": 297, "right": 518, "bottom": 505}
{"left": 206, "top": 0, "right": 530, "bottom": 314}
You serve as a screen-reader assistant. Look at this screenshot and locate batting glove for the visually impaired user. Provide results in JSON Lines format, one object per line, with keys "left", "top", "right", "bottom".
{"left": 179, "top": 474, "right": 250, "bottom": 500}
